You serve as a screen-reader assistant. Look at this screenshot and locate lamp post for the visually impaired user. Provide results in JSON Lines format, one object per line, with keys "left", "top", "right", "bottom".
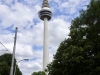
{"left": 14, "top": 59, "right": 29, "bottom": 75}
{"left": 10, "top": 27, "right": 18, "bottom": 75}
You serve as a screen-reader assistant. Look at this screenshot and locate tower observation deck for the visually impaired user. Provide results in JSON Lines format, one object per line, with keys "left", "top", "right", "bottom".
{"left": 39, "top": 0, "right": 52, "bottom": 21}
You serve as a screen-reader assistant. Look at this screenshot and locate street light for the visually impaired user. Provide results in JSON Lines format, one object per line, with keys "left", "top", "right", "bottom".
{"left": 14, "top": 59, "right": 29, "bottom": 75}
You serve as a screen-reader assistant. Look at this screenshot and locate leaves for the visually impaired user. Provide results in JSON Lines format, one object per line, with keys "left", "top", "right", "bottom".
{"left": 0, "top": 53, "right": 22, "bottom": 75}
{"left": 31, "top": 71, "right": 46, "bottom": 75}
{"left": 0, "top": 61, "right": 10, "bottom": 75}
{"left": 46, "top": 0, "right": 100, "bottom": 75}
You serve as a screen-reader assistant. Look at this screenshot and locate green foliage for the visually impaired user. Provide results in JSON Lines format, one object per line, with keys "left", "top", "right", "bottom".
{"left": 0, "top": 53, "right": 12, "bottom": 66}
{"left": 32, "top": 71, "right": 46, "bottom": 75}
{"left": 15, "top": 64, "right": 22, "bottom": 75}
{"left": 0, "top": 61, "right": 10, "bottom": 74}
{"left": 46, "top": 0, "right": 100, "bottom": 75}
{"left": 0, "top": 53, "right": 22, "bottom": 75}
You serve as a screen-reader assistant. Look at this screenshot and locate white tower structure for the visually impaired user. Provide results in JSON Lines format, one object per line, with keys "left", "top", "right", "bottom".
{"left": 38, "top": 0, "right": 52, "bottom": 70}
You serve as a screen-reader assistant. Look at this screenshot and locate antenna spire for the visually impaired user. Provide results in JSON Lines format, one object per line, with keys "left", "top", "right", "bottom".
{"left": 42, "top": 0, "right": 49, "bottom": 8}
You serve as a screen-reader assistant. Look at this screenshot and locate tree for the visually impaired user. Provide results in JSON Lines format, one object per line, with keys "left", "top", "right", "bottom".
{"left": 46, "top": 40, "right": 69, "bottom": 75}
{"left": 46, "top": 0, "right": 100, "bottom": 75}
{"left": 0, "top": 53, "right": 22, "bottom": 75}
{"left": 32, "top": 71, "right": 46, "bottom": 75}
{"left": 0, "top": 61, "right": 10, "bottom": 74}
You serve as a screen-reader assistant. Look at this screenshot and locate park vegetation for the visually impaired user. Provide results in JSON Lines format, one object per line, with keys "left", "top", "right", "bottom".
{"left": 45, "top": 0, "right": 100, "bottom": 75}
{"left": 0, "top": 53, "right": 22, "bottom": 75}
{"left": 32, "top": 71, "right": 46, "bottom": 75}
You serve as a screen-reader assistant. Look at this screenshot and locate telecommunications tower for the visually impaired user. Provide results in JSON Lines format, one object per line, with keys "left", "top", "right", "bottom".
{"left": 38, "top": 0, "right": 52, "bottom": 70}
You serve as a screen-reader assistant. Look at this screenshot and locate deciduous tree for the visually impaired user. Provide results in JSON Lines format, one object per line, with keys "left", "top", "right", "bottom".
{"left": 46, "top": 0, "right": 100, "bottom": 75}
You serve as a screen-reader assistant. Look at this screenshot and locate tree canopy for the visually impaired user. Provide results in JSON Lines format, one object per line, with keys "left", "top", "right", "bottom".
{"left": 32, "top": 71, "right": 46, "bottom": 75}
{"left": 0, "top": 53, "right": 22, "bottom": 75}
{"left": 46, "top": 0, "right": 100, "bottom": 75}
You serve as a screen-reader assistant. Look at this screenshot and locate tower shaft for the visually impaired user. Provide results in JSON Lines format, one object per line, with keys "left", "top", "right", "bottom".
{"left": 38, "top": 0, "right": 52, "bottom": 71}
{"left": 43, "top": 17, "right": 49, "bottom": 70}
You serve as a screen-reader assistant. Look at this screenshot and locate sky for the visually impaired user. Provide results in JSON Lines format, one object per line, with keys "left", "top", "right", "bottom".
{"left": 0, "top": 0, "right": 90, "bottom": 75}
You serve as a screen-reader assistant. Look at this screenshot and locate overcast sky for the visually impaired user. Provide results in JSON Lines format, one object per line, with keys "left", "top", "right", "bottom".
{"left": 0, "top": 0, "right": 90, "bottom": 75}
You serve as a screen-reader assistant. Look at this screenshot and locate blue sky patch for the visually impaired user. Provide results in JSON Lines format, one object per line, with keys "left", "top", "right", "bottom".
{"left": 33, "top": 45, "right": 43, "bottom": 50}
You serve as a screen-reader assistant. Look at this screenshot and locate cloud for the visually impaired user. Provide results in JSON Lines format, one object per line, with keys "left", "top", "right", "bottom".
{"left": 49, "top": 18, "right": 70, "bottom": 47}
{"left": 0, "top": 2, "right": 41, "bottom": 30}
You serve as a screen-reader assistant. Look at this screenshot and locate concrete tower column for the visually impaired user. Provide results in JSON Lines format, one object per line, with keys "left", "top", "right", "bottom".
{"left": 43, "top": 17, "right": 49, "bottom": 70}
{"left": 38, "top": 0, "right": 52, "bottom": 70}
